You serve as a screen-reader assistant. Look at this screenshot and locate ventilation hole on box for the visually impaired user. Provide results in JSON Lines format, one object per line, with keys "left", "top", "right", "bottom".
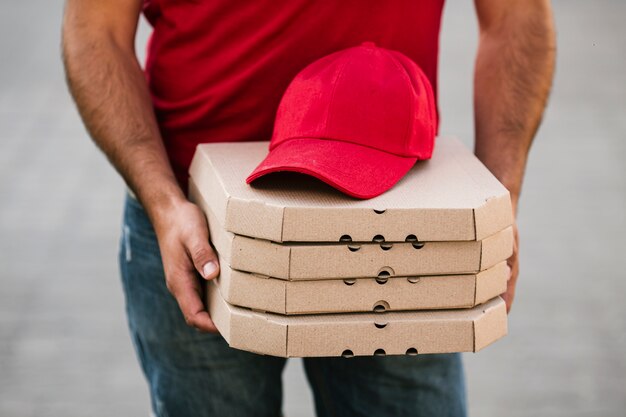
{"left": 374, "top": 349, "right": 386, "bottom": 357}
{"left": 375, "top": 276, "right": 388, "bottom": 285}
{"left": 374, "top": 322, "right": 388, "bottom": 329}
{"left": 406, "top": 347, "right": 418, "bottom": 356}
{"left": 411, "top": 241, "right": 425, "bottom": 250}
{"left": 380, "top": 243, "right": 393, "bottom": 251}
{"left": 339, "top": 234, "right": 352, "bottom": 243}
{"left": 342, "top": 349, "right": 354, "bottom": 358}
{"left": 405, "top": 234, "right": 425, "bottom": 249}
{"left": 343, "top": 278, "right": 356, "bottom": 286}
{"left": 407, "top": 277, "right": 420, "bottom": 284}
{"left": 373, "top": 300, "right": 390, "bottom": 312}
{"left": 373, "top": 209, "right": 386, "bottom": 214}
{"left": 348, "top": 244, "right": 361, "bottom": 252}
{"left": 377, "top": 267, "right": 394, "bottom": 279}
{"left": 372, "top": 234, "right": 385, "bottom": 243}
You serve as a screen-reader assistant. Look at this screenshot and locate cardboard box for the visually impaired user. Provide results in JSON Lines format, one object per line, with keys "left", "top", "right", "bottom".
{"left": 215, "top": 260, "right": 508, "bottom": 314}
{"left": 190, "top": 179, "right": 513, "bottom": 279}
{"left": 208, "top": 281, "right": 507, "bottom": 357}
{"left": 189, "top": 136, "right": 512, "bottom": 243}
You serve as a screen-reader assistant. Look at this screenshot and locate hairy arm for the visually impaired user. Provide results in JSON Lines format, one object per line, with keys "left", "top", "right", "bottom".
{"left": 62, "top": 0, "right": 219, "bottom": 331}
{"left": 473, "top": 0, "right": 556, "bottom": 311}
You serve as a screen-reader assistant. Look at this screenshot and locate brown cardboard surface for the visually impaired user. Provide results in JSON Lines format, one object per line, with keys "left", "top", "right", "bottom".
{"left": 189, "top": 136, "right": 513, "bottom": 243}
{"left": 215, "top": 260, "right": 509, "bottom": 314}
{"left": 207, "top": 281, "right": 507, "bottom": 357}
{"left": 189, "top": 180, "right": 514, "bottom": 279}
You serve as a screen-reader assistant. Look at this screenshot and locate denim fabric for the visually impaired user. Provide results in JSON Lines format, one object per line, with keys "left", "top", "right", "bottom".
{"left": 119, "top": 194, "right": 467, "bottom": 417}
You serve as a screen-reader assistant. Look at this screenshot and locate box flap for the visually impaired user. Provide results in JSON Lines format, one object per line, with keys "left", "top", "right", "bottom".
{"left": 190, "top": 179, "right": 293, "bottom": 277}
{"left": 473, "top": 296, "right": 508, "bottom": 351}
{"left": 217, "top": 256, "right": 289, "bottom": 314}
{"left": 208, "top": 279, "right": 287, "bottom": 356}
{"left": 474, "top": 262, "right": 509, "bottom": 305}
{"left": 188, "top": 180, "right": 234, "bottom": 260}
{"left": 445, "top": 141, "right": 514, "bottom": 240}
{"left": 479, "top": 226, "right": 514, "bottom": 270}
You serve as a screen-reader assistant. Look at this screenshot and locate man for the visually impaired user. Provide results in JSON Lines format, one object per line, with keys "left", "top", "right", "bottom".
{"left": 62, "top": 1, "right": 555, "bottom": 416}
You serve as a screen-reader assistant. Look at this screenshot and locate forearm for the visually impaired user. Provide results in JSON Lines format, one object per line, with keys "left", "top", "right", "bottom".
{"left": 62, "top": 28, "right": 185, "bottom": 229}
{"left": 61, "top": 0, "right": 223, "bottom": 332}
{"left": 474, "top": 1, "right": 556, "bottom": 211}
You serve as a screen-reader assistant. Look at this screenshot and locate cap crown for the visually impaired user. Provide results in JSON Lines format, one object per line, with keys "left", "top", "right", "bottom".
{"left": 271, "top": 43, "right": 436, "bottom": 159}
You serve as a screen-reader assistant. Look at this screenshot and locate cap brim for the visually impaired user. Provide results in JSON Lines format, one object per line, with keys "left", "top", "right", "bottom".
{"left": 246, "top": 138, "right": 417, "bottom": 199}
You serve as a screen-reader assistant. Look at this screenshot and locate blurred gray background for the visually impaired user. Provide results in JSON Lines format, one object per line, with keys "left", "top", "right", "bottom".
{"left": 1, "top": 1, "right": 624, "bottom": 416}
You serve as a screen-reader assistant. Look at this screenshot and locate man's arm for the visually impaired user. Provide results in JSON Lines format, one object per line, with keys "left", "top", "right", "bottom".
{"left": 62, "top": 0, "right": 220, "bottom": 331}
{"left": 473, "top": 0, "right": 556, "bottom": 311}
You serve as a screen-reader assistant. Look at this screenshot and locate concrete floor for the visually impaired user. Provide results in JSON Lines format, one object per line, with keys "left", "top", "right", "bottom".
{"left": 1, "top": 1, "right": 624, "bottom": 416}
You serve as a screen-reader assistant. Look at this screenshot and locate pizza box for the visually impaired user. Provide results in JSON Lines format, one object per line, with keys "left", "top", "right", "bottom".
{"left": 207, "top": 281, "right": 507, "bottom": 358}
{"left": 214, "top": 260, "right": 508, "bottom": 314}
{"left": 190, "top": 178, "right": 513, "bottom": 279}
{"left": 188, "top": 136, "right": 512, "bottom": 243}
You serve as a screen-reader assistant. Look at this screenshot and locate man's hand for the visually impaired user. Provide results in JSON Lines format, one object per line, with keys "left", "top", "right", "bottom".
{"left": 153, "top": 199, "right": 220, "bottom": 333}
{"left": 473, "top": 0, "right": 556, "bottom": 312}
{"left": 502, "top": 222, "right": 519, "bottom": 313}
{"left": 62, "top": 0, "right": 219, "bottom": 331}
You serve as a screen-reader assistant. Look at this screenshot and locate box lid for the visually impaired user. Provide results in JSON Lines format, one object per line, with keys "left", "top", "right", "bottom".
{"left": 215, "top": 260, "right": 509, "bottom": 315}
{"left": 189, "top": 136, "right": 512, "bottom": 243}
{"left": 208, "top": 281, "right": 508, "bottom": 357}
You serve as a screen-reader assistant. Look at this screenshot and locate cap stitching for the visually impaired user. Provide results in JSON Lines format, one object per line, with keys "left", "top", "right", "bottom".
{"left": 379, "top": 48, "right": 415, "bottom": 156}
{"left": 323, "top": 50, "right": 354, "bottom": 139}
{"left": 274, "top": 135, "right": 418, "bottom": 158}
{"left": 413, "top": 62, "right": 437, "bottom": 156}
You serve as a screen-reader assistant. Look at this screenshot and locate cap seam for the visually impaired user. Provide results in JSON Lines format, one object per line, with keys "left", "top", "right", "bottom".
{"left": 380, "top": 48, "right": 415, "bottom": 156}
{"left": 275, "top": 135, "right": 419, "bottom": 159}
{"left": 415, "top": 63, "right": 437, "bottom": 155}
{"left": 323, "top": 50, "right": 354, "bottom": 139}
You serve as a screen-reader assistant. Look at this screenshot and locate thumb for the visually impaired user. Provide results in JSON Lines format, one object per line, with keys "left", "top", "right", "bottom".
{"left": 187, "top": 237, "right": 220, "bottom": 280}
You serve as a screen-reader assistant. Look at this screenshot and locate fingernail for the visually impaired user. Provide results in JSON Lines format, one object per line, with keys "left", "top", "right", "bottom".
{"left": 203, "top": 261, "right": 218, "bottom": 278}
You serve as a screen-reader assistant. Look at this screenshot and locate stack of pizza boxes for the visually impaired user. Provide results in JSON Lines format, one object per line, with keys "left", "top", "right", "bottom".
{"left": 188, "top": 136, "right": 513, "bottom": 358}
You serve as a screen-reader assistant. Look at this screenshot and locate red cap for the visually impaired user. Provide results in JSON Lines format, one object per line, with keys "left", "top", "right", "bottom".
{"left": 246, "top": 42, "right": 437, "bottom": 199}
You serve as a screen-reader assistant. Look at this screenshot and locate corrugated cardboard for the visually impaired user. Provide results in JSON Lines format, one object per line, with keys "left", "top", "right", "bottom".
{"left": 215, "top": 260, "right": 508, "bottom": 314}
{"left": 189, "top": 136, "right": 512, "bottom": 243}
{"left": 190, "top": 179, "right": 513, "bottom": 279}
{"left": 207, "top": 281, "right": 507, "bottom": 357}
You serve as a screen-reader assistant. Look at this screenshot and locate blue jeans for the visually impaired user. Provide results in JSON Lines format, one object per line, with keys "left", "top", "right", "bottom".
{"left": 119, "top": 194, "right": 467, "bottom": 417}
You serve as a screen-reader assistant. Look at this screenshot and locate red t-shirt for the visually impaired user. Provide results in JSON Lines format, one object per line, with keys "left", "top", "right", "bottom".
{"left": 143, "top": 0, "right": 445, "bottom": 187}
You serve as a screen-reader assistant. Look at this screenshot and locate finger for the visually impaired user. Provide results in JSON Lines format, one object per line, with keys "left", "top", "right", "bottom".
{"left": 503, "top": 253, "right": 519, "bottom": 313}
{"left": 187, "top": 235, "right": 220, "bottom": 280}
{"left": 168, "top": 271, "right": 219, "bottom": 333}
{"left": 502, "top": 282, "right": 515, "bottom": 313}
{"left": 502, "top": 222, "right": 520, "bottom": 312}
